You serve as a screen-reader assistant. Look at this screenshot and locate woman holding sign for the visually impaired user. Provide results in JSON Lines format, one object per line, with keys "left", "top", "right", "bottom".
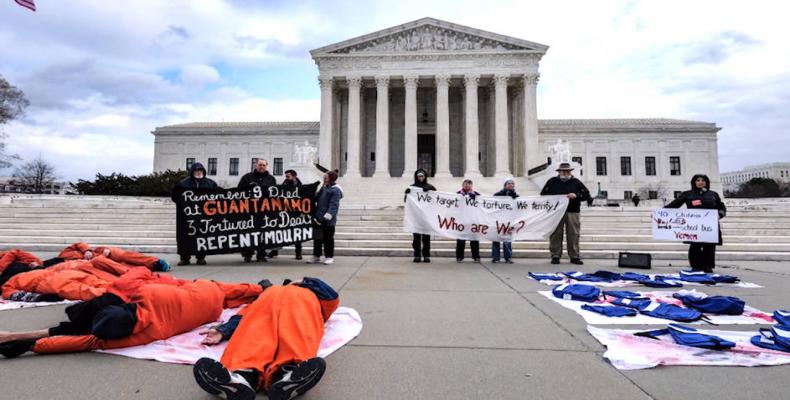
{"left": 665, "top": 174, "right": 726, "bottom": 273}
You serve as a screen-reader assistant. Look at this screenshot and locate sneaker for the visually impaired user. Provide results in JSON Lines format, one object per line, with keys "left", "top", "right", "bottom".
{"left": 268, "top": 357, "right": 326, "bottom": 400}
{"left": 243, "top": 256, "right": 252, "bottom": 263}
{"left": 178, "top": 258, "right": 191, "bottom": 266}
{"left": 309, "top": 257, "right": 321, "bottom": 264}
{"left": 295, "top": 254, "right": 303, "bottom": 260}
{"left": 473, "top": 258, "right": 481, "bottom": 263}
{"left": 323, "top": 258, "right": 334, "bottom": 265}
{"left": 551, "top": 258, "right": 560, "bottom": 265}
{"left": 456, "top": 258, "right": 464, "bottom": 263}
{"left": 0, "top": 339, "right": 35, "bottom": 359}
{"left": 269, "top": 250, "right": 279, "bottom": 258}
{"left": 422, "top": 257, "right": 431, "bottom": 263}
{"left": 505, "top": 259, "right": 514, "bottom": 264}
{"left": 413, "top": 257, "right": 421, "bottom": 263}
{"left": 492, "top": 259, "right": 499, "bottom": 263}
{"left": 570, "top": 258, "right": 584, "bottom": 265}
{"left": 256, "top": 256, "right": 268, "bottom": 263}
{"left": 193, "top": 358, "right": 257, "bottom": 400}
{"left": 196, "top": 258, "right": 207, "bottom": 266}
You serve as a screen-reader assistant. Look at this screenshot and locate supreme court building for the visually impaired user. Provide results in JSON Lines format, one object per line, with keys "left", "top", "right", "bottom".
{"left": 153, "top": 18, "right": 722, "bottom": 203}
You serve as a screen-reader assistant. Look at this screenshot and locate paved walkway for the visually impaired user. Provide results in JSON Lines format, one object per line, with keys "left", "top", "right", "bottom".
{"left": 0, "top": 254, "right": 788, "bottom": 399}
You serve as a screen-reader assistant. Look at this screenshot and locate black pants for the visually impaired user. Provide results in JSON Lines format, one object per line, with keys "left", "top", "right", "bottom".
{"left": 180, "top": 253, "right": 206, "bottom": 262}
{"left": 293, "top": 242, "right": 302, "bottom": 257}
{"left": 240, "top": 248, "right": 266, "bottom": 261}
{"left": 688, "top": 243, "right": 716, "bottom": 271}
{"left": 49, "top": 293, "right": 124, "bottom": 336}
{"left": 455, "top": 240, "right": 480, "bottom": 260}
{"left": 313, "top": 226, "right": 336, "bottom": 258}
{"left": 412, "top": 234, "right": 431, "bottom": 258}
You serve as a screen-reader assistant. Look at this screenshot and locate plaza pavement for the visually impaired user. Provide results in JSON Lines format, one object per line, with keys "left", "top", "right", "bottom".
{"left": 0, "top": 253, "right": 788, "bottom": 400}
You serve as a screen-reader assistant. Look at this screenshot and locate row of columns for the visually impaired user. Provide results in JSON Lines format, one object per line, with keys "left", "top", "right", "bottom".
{"left": 318, "top": 73, "right": 540, "bottom": 178}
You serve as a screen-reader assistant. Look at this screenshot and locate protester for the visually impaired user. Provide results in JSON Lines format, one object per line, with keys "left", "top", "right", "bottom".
{"left": 269, "top": 169, "right": 304, "bottom": 260}
{"left": 541, "top": 162, "right": 591, "bottom": 265}
{"left": 632, "top": 193, "right": 641, "bottom": 207}
{"left": 456, "top": 179, "right": 481, "bottom": 263}
{"left": 405, "top": 169, "right": 436, "bottom": 263}
{"left": 492, "top": 178, "right": 518, "bottom": 264}
{"left": 665, "top": 174, "right": 726, "bottom": 273}
{"left": 312, "top": 171, "right": 342, "bottom": 265}
{"left": 193, "top": 277, "right": 339, "bottom": 400}
{"left": 238, "top": 159, "right": 278, "bottom": 263}
{"left": 56, "top": 242, "right": 169, "bottom": 271}
{"left": 0, "top": 249, "right": 41, "bottom": 274}
{"left": 171, "top": 162, "right": 218, "bottom": 266}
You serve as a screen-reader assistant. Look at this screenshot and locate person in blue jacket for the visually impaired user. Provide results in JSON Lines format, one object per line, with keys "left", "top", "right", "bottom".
{"left": 311, "top": 171, "right": 342, "bottom": 265}
{"left": 492, "top": 178, "right": 518, "bottom": 263}
{"left": 665, "top": 174, "right": 726, "bottom": 273}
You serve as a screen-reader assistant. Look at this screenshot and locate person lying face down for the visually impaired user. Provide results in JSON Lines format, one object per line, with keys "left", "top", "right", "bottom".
{"left": 0, "top": 279, "right": 241, "bottom": 358}
{"left": 193, "top": 277, "right": 340, "bottom": 400}
{"left": 54, "top": 242, "right": 170, "bottom": 272}
{"left": 0, "top": 249, "right": 42, "bottom": 273}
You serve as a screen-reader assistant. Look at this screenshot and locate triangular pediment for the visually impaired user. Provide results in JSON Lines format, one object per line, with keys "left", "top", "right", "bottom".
{"left": 311, "top": 17, "right": 548, "bottom": 56}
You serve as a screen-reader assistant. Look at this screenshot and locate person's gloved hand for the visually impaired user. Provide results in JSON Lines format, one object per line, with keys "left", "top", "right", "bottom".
{"left": 422, "top": 187, "right": 430, "bottom": 192}
{"left": 323, "top": 213, "right": 333, "bottom": 221}
{"left": 405, "top": 188, "right": 411, "bottom": 194}
{"left": 718, "top": 210, "right": 726, "bottom": 219}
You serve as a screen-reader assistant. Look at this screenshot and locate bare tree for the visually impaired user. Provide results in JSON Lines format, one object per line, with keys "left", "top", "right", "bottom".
{"left": 13, "top": 157, "right": 58, "bottom": 194}
{"left": 637, "top": 183, "right": 671, "bottom": 203}
{"left": 1, "top": 75, "right": 30, "bottom": 169}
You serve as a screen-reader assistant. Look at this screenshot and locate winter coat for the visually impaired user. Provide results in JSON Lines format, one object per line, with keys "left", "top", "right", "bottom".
{"left": 315, "top": 184, "right": 343, "bottom": 227}
{"left": 457, "top": 189, "right": 480, "bottom": 199}
{"left": 171, "top": 162, "right": 218, "bottom": 201}
{"left": 404, "top": 169, "right": 436, "bottom": 201}
{"left": 540, "top": 176, "right": 591, "bottom": 213}
{"left": 237, "top": 170, "right": 277, "bottom": 190}
{"left": 665, "top": 174, "right": 726, "bottom": 245}
{"left": 494, "top": 188, "right": 519, "bottom": 199}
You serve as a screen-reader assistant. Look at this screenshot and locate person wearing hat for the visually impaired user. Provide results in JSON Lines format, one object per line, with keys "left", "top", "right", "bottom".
{"left": 311, "top": 170, "right": 342, "bottom": 265}
{"left": 405, "top": 169, "right": 436, "bottom": 263}
{"left": 492, "top": 178, "right": 519, "bottom": 263}
{"left": 541, "top": 162, "right": 591, "bottom": 265}
{"left": 171, "top": 162, "right": 218, "bottom": 266}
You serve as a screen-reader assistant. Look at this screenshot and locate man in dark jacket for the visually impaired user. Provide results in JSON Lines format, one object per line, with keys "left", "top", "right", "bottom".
{"left": 405, "top": 169, "right": 436, "bottom": 263}
{"left": 541, "top": 163, "right": 591, "bottom": 265}
{"left": 238, "top": 159, "right": 277, "bottom": 263}
{"left": 665, "top": 174, "right": 726, "bottom": 273}
{"left": 270, "top": 169, "right": 304, "bottom": 260}
{"left": 172, "top": 162, "right": 218, "bottom": 266}
{"left": 492, "top": 178, "right": 518, "bottom": 264}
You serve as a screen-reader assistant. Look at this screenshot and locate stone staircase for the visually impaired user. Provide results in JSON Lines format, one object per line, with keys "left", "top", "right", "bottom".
{"left": 1, "top": 195, "right": 789, "bottom": 261}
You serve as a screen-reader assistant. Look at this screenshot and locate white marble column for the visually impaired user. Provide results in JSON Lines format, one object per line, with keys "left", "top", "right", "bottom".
{"left": 318, "top": 77, "right": 334, "bottom": 169}
{"left": 494, "top": 74, "right": 510, "bottom": 177}
{"left": 372, "top": 76, "right": 390, "bottom": 178}
{"left": 464, "top": 74, "right": 481, "bottom": 178}
{"left": 434, "top": 74, "right": 452, "bottom": 178}
{"left": 522, "top": 73, "right": 540, "bottom": 175}
{"left": 403, "top": 75, "right": 419, "bottom": 176}
{"left": 344, "top": 76, "right": 362, "bottom": 178}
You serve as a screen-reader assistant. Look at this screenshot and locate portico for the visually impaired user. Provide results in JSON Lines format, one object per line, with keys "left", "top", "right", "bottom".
{"left": 310, "top": 18, "right": 547, "bottom": 180}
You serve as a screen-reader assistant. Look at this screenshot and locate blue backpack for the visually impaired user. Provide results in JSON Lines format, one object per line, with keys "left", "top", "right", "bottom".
{"left": 773, "top": 310, "right": 790, "bottom": 327}
{"left": 552, "top": 283, "right": 601, "bottom": 302}
{"left": 603, "top": 290, "right": 643, "bottom": 299}
{"left": 710, "top": 274, "right": 739, "bottom": 284}
{"left": 610, "top": 297, "right": 652, "bottom": 309}
{"left": 638, "top": 302, "right": 703, "bottom": 322}
{"left": 621, "top": 272, "right": 682, "bottom": 288}
{"left": 581, "top": 304, "right": 637, "bottom": 317}
{"left": 636, "top": 324, "right": 735, "bottom": 350}
{"left": 563, "top": 271, "right": 622, "bottom": 283}
{"left": 672, "top": 292, "right": 745, "bottom": 315}
{"left": 678, "top": 270, "right": 717, "bottom": 284}
{"left": 750, "top": 325, "right": 790, "bottom": 353}
{"left": 529, "top": 272, "right": 564, "bottom": 281}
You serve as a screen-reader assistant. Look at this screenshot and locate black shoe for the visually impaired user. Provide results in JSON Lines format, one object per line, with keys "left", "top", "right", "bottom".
{"left": 196, "top": 258, "right": 207, "bottom": 266}
{"left": 257, "top": 257, "right": 268, "bottom": 263}
{"left": 570, "top": 258, "right": 584, "bottom": 265}
{"left": 492, "top": 259, "right": 499, "bottom": 263}
{"left": 243, "top": 256, "right": 252, "bottom": 263}
{"left": 0, "top": 339, "right": 35, "bottom": 359}
{"left": 505, "top": 259, "right": 514, "bottom": 264}
{"left": 268, "top": 357, "right": 326, "bottom": 400}
{"left": 258, "top": 279, "right": 273, "bottom": 291}
{"left": 551, "top": 258, "right": 560, "bottom": 265}
{"left": 422, "top": 257, "right": 431, "bottom": 263}
{"left": 473, "top": 258, "right": 481, "bottom": 263}
{"left": 193, "top": 358, "right": 257, "bottom": 400}
{"left": 413, "top": 257, "right": 421, "bottom": 263}
{"left": 269, "top": 250, "right": 279, "bottom": 258}
{"left": 178, "top": 258, "right": 191, "bottom": 266}
{"left": 295, "top": 254, "right": 303, "bottom": 260}
{"left": 703, "top": 267, "right": 714, "bottom": 273}
{"left": 456, "top": 258, "right": 464, "bottom": 263}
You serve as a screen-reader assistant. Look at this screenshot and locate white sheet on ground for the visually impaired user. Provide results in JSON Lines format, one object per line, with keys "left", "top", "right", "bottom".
{"left": 98, "top": 306, "right": 363, "bottom": 364}
{"left": 528, "top": 273, "right": 761, "bottom": 289}
{"left": 0, "top": 299, "right": 78, "bottom": 311}
{"left": 538, "top": 290, "right": 775, "bottom": 325}
{"left": 588, "top": 325, "right": 790, "bottom": 370}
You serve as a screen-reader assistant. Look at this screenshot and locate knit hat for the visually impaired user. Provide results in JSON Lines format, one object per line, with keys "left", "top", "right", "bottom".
{"left": 326, "top": 170, "right": 339, "bottom": 184}
{"left": 503, "top": 177, "right": 515, "bottom": 187}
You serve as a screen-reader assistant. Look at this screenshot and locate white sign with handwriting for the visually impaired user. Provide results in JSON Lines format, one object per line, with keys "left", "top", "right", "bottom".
{"left": 651, "top": 208, "right": 719, "bottom": 243}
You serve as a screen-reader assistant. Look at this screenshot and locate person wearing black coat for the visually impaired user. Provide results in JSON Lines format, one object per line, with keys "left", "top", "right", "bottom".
{"left": 456, "top": 179, "right": 481, "bottom": 263}
{"left": 541, "top": 163, "right": 591, "bottom": 265}
{"left": 270, "top": 169, "right": 304, "bottom": 260}
{"left": 665, "top": 174, "right": 727, "bottom": 273}
{"left": 405, "top": 169, "right": 436, "bottom": 263}
{"left": 237, "top": 159, "right": 277, "bottom": 263}
{"left": 171, "top": 162, "right": 218, "bottom": 266}
{"left": 492, "top": 178, "right": 519, "bottom": 264}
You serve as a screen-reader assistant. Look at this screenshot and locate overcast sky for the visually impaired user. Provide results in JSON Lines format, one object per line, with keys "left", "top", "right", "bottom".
{"left": 1, "top": 0, "right": 788, "bottom": 181}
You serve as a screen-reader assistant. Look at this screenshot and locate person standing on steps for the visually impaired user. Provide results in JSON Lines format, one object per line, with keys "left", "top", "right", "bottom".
{"left": 405, "top": 169, "right": 436, "bottom": 263}
{"left": 311, "top": 171, "right": 342, "bottom": 266}
{"left": 456, "top": 179, "right": 481, "bottom": 263}
{"left": 541, "top": 162, "right": 591, "bottom": 265}
{"left": 171, "top": 162, "right": 218, "bottom": 266}
{"left": 238, "top": 159, "right": 277, "bottom": 263}
{"left": 492, "top": 178, "right": 518, "bottom": 264}
{"left": 665, "top": 174, "right": 726, "bottom": 273}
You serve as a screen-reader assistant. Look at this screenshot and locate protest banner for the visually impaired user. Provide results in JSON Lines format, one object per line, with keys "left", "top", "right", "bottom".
{"left": 404, "top": 188, "right": 569, "bottom": 241}
{"left": 651, "top": 208, "right": 719, "bottom": 243}
{"left": 174, "top": 183, "right": 319, "bottom": 255}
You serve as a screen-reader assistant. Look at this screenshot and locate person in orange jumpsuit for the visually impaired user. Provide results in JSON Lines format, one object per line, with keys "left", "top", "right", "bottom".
{"left": 0, "top": 279, "right": 245, "bottom": 358}
{"left": 193, "top": 277, "right": 339, "bottom": 400}
{"left": 2, "top": 256, "right": 134, "bottom": 302}
{"left": 56, "top": 242, "right": 170, "bottom": 272}
{"left": 0, "top": 249, "right": 42, "bottom": 273}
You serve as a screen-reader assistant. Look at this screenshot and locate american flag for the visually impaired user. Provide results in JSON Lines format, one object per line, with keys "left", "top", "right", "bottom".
{"left": 15, "top": 0, "right": 36, "bottom": 11}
